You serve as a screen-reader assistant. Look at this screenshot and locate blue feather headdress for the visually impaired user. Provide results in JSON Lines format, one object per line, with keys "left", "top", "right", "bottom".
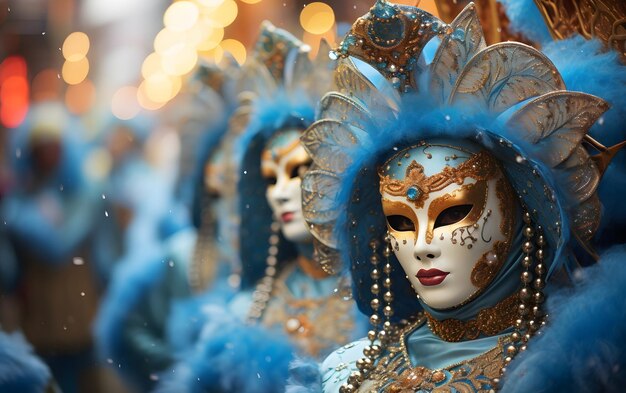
{"left": 301, "top": 0, "right": 622, "bottom": 320}
{"left": 229, "top": 21, "right": 336, "bottom": 288}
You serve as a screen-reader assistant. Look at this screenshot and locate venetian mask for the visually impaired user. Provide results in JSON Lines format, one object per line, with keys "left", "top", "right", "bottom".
{"left": 379, "top": 139, "right": 517, "bottom": 310}
{"left": 261, "top": 128, "right": 312, "bottom": 243}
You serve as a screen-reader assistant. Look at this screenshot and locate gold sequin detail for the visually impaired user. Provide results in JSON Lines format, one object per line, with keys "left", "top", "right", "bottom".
{"left": 425, "top": 293, "right": 518, "bottom": 342}
{"left": 364, "top": 317, "right": 509, "bottom": 392}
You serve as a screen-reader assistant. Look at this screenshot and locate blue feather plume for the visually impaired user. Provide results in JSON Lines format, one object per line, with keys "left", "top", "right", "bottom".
{"left": 285, "top": 358, "right": 323, "bottom": 393}
{"left": 502, "top": 244, "right": 626, "bottom": 393}
{"left": 155, "top": 305, "right": 296, "bottom": 393}
{"left": 498, "top": 0, "right": 552, "bottom": 45}
{"left": 0, "top": 331, "right": 52, "bottom": 393}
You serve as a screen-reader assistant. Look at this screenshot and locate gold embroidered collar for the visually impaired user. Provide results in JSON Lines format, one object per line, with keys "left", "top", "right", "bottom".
{"left": 425, "top": 293, "right": 518, "bottom": 342}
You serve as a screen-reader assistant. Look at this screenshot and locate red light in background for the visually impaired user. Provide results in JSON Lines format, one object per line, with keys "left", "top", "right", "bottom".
{"left": 0, "top": 56, "right": 30, "bottom": 128}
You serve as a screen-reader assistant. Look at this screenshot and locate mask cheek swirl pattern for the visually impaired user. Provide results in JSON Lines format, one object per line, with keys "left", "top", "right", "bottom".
{"left": 261, "top": 129, "right": 313, "bottom": 243}
{"left": 379, "top": 147, "right": 515, "bottom": 310}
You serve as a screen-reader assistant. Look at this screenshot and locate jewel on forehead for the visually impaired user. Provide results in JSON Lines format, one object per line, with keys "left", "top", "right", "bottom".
{"left": 406, "top": 186, "right": 420, "bottom": 201}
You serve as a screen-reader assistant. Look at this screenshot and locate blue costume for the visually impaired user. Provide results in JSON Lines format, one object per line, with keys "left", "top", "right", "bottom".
{"left": 0, "top": 331, "right": 59, "bottom": 393}
{"left": 0, "top": 101, "right": 119, "bottom": 393}
{"left": 155, "top": 22, "right": 367, "bottom": 393}
{"left": 94, "top": 63, "right": 238, "bottom": 392}
{"left": 289, "top": 1, "right": 626, "bottom": 392}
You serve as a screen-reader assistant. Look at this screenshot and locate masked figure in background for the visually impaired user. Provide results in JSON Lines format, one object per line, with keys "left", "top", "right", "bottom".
{"left": 0, "top": 102, "right": 120, "bottom": 393}
{"left": 155, "top": 23, "right": 366, "bottom": 393}
{"left": 94, "top": 63, "right": 239, "bottom": 392}
{"left": 295, "top": 2, "right": 626, "bottom": 392}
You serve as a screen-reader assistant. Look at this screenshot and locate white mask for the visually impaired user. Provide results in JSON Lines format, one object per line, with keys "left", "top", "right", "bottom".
{"left": 262, "top": 129, "right": 312, "bottom": 243}
{"left": 379, "top": 141, "right": 516, "bottom": 310}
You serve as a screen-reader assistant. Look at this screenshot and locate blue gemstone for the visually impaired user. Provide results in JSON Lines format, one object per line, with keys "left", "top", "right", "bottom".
{"left": 371, "top": 0, "right": 398, "bottom": 19}
{"left": 407, "top": 186, "right": 420, "bottom": 201}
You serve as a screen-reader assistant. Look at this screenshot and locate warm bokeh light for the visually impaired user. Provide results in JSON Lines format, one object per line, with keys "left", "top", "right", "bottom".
{"left": 141, "top": 52, "right": 162, "bottom": 79}
{"left": 62, "top": 32, "right": 90, "bottom": 62}
{"left": 300, "top": 2, "right": 335, "bottom": 35}
{"left": 32, "top": 69, "right": 62, "bottom": 102}
{"left": 195, "top": 0, "right": 224, "bottom": 7}
{"left": 195, "top": 24, "right": 224, "bottom": 51}
{"left": 208, "top": 0, "right": 238, "bottom": 28}
{"left": 65, "top": 79, "right": 95, "bottom": 115}
{"left": 1, "top": 76, "right": 29, "bottom": 128}
{"left": 137, "top": 82, "right": 166, "bottom": 111}
{"left": 160, "top": 43, "right": 198, "bottom": 76}
{"left": 111, "top": 86, "right": 141, "bottom": 120}
{"left": 219, "top": 39, "right": 246, "bottom": 65}
{"left": 0, "top": 56, "right": 29, "bottom": 128}
{"left": 163, "top": 1, "right": 200, "bottom": 32}
{"left": 83, "top": 147, "right": 113, "bottom": 181}
{"left": 141, "top": 72, "right": 182, "bottom": 103}
{"left": 154, "top": 28, "right": 186, "bottom": 54}
{"left": 200, "top": 46, "right": 224, "bottom": 64}
{"left": 303, "top": 29, "right": 337, "bottom": 58}
{"left": 240, "top": 0, "right": 262, "bottom": 4}
{"left": 62, "top": 57, "right": 90, "bottom": 85}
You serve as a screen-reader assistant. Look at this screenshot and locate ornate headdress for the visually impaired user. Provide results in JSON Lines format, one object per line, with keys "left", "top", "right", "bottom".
{"left": 186, "top": 60, "right": 242, "bottom": 293}
{"left": 301, "top": 1, "right": 622, "bottom": 386}
{"left": 533, "top": 0, "right": 626, "bottom": 62}
{"left": 226, "top": 22, "right": 335, "bottom": 295}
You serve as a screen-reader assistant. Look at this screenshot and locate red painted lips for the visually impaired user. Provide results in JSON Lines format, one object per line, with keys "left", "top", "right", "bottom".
{"left": 281, "top": 212, "right": 295, "bottom": 223}
{"left": 416, "top": 268, "right": 449, "bottom": 286}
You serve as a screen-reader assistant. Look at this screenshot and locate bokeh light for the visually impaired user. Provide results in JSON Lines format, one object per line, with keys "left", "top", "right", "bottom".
{"left": 303, "top": 30, "right": 337, "bottom": 58}
{"left": 111, "top": 86, "right": 141, "bottom": 120}
{"left": 141, "top": 52, "right": 162, "bottom": 79}
{"left": 62, "top": 32, "right": 90, "bottom": 62}
{"left": 300, "top": 2, "right": 335, "bottom": 35}
{"left": 65, "top": 79, "right": 95, "bottom": 115}
{"left": 154, "top": 28, "right": 186, "bottom": 54}
{"left": 194, "top": 24, "right": 224, "bottom": 51}
{"left": 83, "top": 147, "right": 113, "bottom": 181}
{"left": 160, "top": 44, "right": 198, "bottom": 76}
{"left": 62, "top": 57, "right": 90, "bottom": 85}
{"left": 196, "top": 0, "right": 224, "bottom": 7}
{"left": 32, "top": 69, "right": 62, "bottom": 102}
{"left": 137, "top": 82, "right": 166, "bottom": 111}
{"left": 200, "top": 46, "right": 224, "bottom": 64}
{"left": 0, "top": 56, "right": 29, "bottom": 128}
{"left": 163, "top": 1, "right": 200, "bottom": 32}
{"left": 240, "top": 0, "right": 262, "bottom": 4}
{"left": 219, "top": 39, "right": 246, "bottom": 65}
{"left": 209, "top": 0, "right": 238, "bottom": 28}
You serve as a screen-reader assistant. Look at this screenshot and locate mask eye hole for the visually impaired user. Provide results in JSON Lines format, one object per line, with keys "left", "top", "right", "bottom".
{"left": 434, "top": 204, "right": 473, "bottom": 228}
{"left": 290, "top": 163, "right": 310, "bottom": 179}
{"left": 386, "top": 215, "right": 415, "bottom": 232}
{"left": 265, "top": 176, "right": 277, "bottom": 185}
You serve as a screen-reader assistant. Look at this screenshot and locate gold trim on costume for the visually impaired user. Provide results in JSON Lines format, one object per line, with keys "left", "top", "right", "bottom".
{"left": 424, "top": 293, "right": 518, "bottom": 342}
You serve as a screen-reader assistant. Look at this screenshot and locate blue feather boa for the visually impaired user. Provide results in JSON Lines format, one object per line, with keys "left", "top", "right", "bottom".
{"left": 155, "top": 305, "right": 297, "bottom": 393}
{"left": 166, "top": 282, "right": 237, "bottom": 355}
{"left": 502, "top": 245, "right": 626, "bottom": 392}
{"left": 0, "top": 331, "right": 52, "bottom": 393}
